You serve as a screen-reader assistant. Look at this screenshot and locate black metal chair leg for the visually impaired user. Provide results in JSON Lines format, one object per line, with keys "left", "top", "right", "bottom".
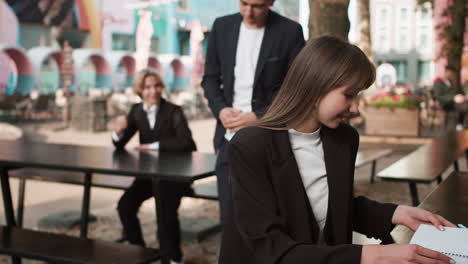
{"left": 465, "top": 150, "right": 468, "bottom": 168}
{"left": 17, "top": 178, "right": 26, "bottom": 228}
{"left": 454, "top": 160, "right": 460, "bottom": 172}
{"left": 1, "top": 167, "right": 21, "bottom": 263}
{"left": 409, "top": 182, "right": 420, "bottom": 206}
{"left": 370, "top": 161, "right": 377, "bottom": 184}
{"left": 80, "top": 172, "right": 92, "bottom": 238}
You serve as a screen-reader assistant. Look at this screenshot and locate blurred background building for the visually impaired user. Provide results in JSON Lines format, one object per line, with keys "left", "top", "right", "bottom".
{"left": 0, "top": 0, "right": 300, "bottom": 99}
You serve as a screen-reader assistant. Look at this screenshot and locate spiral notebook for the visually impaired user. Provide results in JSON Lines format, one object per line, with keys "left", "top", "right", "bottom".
{"left": 410, "top": 224, "right": 468, "bottom": 263}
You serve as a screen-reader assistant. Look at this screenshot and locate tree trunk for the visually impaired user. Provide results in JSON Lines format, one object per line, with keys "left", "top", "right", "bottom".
{"left": 308, "top": 0, "right": 350, "bottom": 41}
{"left": 357, "top": 0, "right": 373, "bottom": 63}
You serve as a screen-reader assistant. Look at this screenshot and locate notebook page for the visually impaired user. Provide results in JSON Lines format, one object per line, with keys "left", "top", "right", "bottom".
{"left": 410, "top": 224, "right": 468, "bottom": 264}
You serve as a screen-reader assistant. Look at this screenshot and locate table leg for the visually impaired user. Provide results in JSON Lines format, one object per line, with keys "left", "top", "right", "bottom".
{"left": 152, "top": 179, "right": 170, "bottom": 264}
{"left": 80, "top": 172, "right": 92, "bottom": 238}
{"left": 1, "top": 167, "right": 16, "bottom": 226}
{"left": 370, "top": 161, "right": 377, "bottom": 184}
{"left": 436, "top": 174, "right": 442, "bottom": 184}
{"left": 409, "top": 182, "right": 419, "bottom": 206}
{"left": 465, "top": 150, "right": 468, "bottom": 168}
{"left": 17, "top": 178, "right": 26, "bottom": 228}
{"left": 1, "top": 167, "right": 21, "bottom": 264}
{"left": 454, "top": 160, "right": 460, "bottom": 172}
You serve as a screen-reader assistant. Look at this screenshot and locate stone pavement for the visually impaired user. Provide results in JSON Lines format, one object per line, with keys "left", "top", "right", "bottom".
{"left": 0, "top": 119, "right": 463, "bottom": 263}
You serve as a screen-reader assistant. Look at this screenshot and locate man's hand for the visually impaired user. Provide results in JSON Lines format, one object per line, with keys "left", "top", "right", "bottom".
{"left": 225, "top": 112, "right": 257, "bottom": 133}
{"left": 219, "top": 107, "right": 242, "bottom": 128}
{"left": 391, "top": 205, "right": 456, "bottom": 231}
{"left": 114, "top": 116, "right": 128, "bottom": 135}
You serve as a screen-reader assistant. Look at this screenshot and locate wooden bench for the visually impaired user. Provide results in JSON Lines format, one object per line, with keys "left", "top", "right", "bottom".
{"left": 377, "top": 131, "right": 468, "bottom": 206}
{"left": 0, "top": 225, "right": 164, "bottom": 264}
{"left": 355, "top": 149, "right": 392, "bottom": 183}
{"left": 391, "top": 171, "right": 468, "bottom": 244}
{"left": 7, "top": 168, "right": 218, "bottom": 227}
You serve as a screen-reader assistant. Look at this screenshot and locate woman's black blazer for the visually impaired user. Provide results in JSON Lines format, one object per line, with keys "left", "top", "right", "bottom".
{"left": 220, "top": 124, "right": 397, "bottom": 264}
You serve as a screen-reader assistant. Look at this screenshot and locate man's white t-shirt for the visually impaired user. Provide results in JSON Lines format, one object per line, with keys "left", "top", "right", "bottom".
{"left": 224, "top": 23, "right": 265, "bottom": 141}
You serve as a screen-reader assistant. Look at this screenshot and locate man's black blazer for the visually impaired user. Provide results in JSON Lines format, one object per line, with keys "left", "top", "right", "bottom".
{"left": 220, "top": 124, "right": 397, "bottom": 263}
{"left": 113, "top": 98, "right": 196, "bottom": 152}
{"left": 202, "top": 11, "right": 305, "bottom": 150}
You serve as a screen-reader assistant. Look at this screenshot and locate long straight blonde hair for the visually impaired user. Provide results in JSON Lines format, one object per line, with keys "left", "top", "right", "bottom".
{"left": 255, "top": 36, "right": 375, "bottom": 130}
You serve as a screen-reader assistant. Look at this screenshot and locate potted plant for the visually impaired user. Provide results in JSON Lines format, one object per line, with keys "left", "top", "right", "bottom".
{"left": 361, "top": 86, "right": 423, "bottom": 136}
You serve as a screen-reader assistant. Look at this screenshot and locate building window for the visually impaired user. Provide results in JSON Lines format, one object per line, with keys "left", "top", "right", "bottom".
{"left": 418, "top": 25, "right": 431, "bottom": 50}
{"left": 389, "top": 60, "right": 409, "bottom": 83}
{"left": 420, "top": 33, "right": 428, "bottom": 49}
{"left": 397, "top": 6, "right": 411, "bottom": 51}
{"left": 399, "top": 34, "right": 407, "bottom": 50}
{"left": 380, "top": 8, "right": 387, "bottom": 23}
{"left": 379, "top": 33, "right": 387, "bottom": 44}
{"left": 418, "top": 61, "right": 432, "bottom": 83}
{"left": 375, "top": 5, "right": 391, "bottom": 51}
{"left": 421, "top": 9, "right": 429, "bottom": 20}
{"left": 178, "top": 30, "right": 190, "bottom": 55}
{"left": 400, "top": 8, "right": 408, "bottom": 22}
{"left": 150, "top": 37, "right": 160, "bottom": 53}
{"left": 112, "top": 34, "right": 135, "bottom": 51}
{"left": 178, "top": 0, "right": 188, "bottom": 10}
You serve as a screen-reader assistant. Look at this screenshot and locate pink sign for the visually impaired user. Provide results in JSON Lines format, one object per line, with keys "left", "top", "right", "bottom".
{"left": 0, "top": 2, "right": 19, "bottom": 45}
{"left": 101, "top": 0, "right": 135, "bottom": 51}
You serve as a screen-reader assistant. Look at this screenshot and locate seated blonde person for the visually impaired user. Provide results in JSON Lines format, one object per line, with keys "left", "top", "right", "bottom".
{"left": 112, "top": 69, "right": 196, "bottom": 264}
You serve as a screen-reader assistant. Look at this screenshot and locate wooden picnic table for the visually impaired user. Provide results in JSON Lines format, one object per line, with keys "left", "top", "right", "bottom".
{"left": 377, "top": 130, "right": 468, "bottom": 205}
{"left": 0, "top": 139, "right": 216, "bottom": 264}
{"left": 391, "top": 171, "right": 468, "bottom": 244}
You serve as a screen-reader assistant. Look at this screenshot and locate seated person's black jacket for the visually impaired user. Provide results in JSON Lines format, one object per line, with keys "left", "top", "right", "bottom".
{"left": 113, "top": 98, "right": 196, "bottom": 152}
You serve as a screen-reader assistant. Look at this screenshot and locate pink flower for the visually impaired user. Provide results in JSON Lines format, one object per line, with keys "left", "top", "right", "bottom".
{"left": 392, "top": 95, "right": 400, "bottom": 102}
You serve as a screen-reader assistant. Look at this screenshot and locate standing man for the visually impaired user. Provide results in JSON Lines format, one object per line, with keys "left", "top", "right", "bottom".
{"left": 433, "top": 65, "right": 466, "bottom": 130}
{"left": 202, "top": 0, "right": 305, "bottom": 223}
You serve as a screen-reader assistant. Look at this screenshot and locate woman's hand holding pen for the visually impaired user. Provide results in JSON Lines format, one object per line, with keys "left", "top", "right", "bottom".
{"left": 391, "top": 205, "right": 456, "bottom": 231}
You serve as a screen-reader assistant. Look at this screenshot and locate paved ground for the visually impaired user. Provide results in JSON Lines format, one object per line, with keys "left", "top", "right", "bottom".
{"left": 0, "top": 119, "right": 463, "bottom": 263}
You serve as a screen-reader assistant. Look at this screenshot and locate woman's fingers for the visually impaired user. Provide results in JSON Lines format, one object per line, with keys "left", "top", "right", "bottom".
{"left": 415, "top": 245, "right": 453, "bottom": 264}
{"left": 426, "top": 214, "right": 445, "bottom": 231}
{"left": 436, "top": 215, "right": 456, "bottom": 228}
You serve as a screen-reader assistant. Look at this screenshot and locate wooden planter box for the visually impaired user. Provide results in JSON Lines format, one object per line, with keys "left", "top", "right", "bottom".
{"left": 362, "top": 107, "right": 420, "bottom": 136}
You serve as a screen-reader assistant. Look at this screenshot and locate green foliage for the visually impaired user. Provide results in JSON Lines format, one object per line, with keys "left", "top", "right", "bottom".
{"left": 365, "top": 92, "right": 422, "bottom": 111}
